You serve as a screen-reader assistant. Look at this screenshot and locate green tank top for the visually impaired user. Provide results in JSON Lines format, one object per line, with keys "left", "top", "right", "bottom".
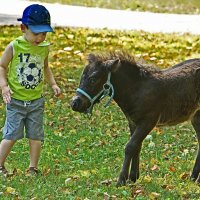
{"left": 8, "top": 36, "right": 50, "bottom": 101}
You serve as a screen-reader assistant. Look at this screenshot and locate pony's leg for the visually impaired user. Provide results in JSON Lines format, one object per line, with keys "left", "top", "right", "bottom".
{"left": 191, "top": 111, "right": 200, "bottom": 183}
{"left": 129, "top": 144, "right": 141, "bottom": 182}
{"left": 127, "top": 121, "right": 141, "bottom": 182}
{"left": 116, "top": 120, "right": 156, "bottom": 186}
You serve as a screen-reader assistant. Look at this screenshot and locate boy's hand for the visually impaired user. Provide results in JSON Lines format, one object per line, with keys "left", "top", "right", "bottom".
{"left": 1, "top": 86, "right": 13, "bottom": 103}
{"left": 52, "top": 84, "right": 61, "bottom": 97}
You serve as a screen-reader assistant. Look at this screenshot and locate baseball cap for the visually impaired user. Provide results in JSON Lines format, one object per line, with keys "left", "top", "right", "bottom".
{"left": 17, "top": 4, "right": 54, "bottom": 33}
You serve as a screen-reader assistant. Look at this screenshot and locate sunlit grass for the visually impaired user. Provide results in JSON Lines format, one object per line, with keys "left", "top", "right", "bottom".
{"left": 33, "top": 0, "right": 200, "bottom": 14}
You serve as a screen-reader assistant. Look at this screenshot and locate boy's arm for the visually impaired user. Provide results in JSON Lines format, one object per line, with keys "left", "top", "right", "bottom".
{"left": 44, "top": 56, "right": 61, "bottom": 97}
{"left": 0, "top": 43, "right": 13, "bottom": 103}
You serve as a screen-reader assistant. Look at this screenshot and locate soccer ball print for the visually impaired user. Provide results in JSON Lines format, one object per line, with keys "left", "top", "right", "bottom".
{"left": 16, "top": 55, "right": 43, "bottom": 89}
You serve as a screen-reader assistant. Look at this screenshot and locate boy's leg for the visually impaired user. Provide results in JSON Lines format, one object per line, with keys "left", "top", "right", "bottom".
{"left": 0, "top": 139, "right": 16, "bottom": 166}
{"left": 29, "top": 139, "right": 42, "bottom": 168}
{"left": 1, "top": 99, "right": 25, "bottom": 168}
{"left": 26, "top": 98, "right": 45, "bottom": 171}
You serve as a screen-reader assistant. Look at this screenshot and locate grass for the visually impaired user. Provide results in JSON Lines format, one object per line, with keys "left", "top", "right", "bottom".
{"left": 0, "top": 26, "right": 200, "bottom": 199}
{"left": 32, "top": 0, "right": 200, "bottom": 14}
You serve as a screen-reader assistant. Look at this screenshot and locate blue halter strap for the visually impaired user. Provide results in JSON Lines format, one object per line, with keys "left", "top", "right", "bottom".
{"left": 76, "top": 72, "right": 114, "bottom": 114}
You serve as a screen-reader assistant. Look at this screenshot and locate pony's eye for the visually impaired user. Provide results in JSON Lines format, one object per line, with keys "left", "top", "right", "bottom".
{"left": 88, "top": 77, "right": 96, "bottom": 84}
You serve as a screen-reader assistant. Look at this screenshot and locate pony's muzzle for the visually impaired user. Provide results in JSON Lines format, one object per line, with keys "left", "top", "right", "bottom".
{"left": 71, "top": 96, "right": 81, "bottom": 111}
{"left": 71, "top": 95, "right": 90, "bottom": 113}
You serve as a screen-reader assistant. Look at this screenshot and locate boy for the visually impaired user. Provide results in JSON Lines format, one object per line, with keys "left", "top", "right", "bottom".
{"left": 0, "top": 4, "right": 61, "bottom": 175}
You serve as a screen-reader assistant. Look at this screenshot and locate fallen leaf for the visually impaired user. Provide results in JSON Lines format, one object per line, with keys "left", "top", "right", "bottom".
{"left": 101, "top": 179, "right": 112, "bottom": 186}
{"left": 79, "top": 170, "right": 90, "bottom": 177}
{"left": 6, "top": 187, "right": 16, "bottom": 194}
{"left": 169, "top": 166, "right": 176, "bottom": 172}
{"left": 162, "top": 184, "right": 174, "bottom": 190}
{"left": 144, "top": 175, "right": 152, "bottom": 182}
{"left": 67, "top": 34, "right": 74, "bottom": 39}
{"left": 151, "top": 165, "right": 160, "bottom": 171}
{"left": 132, "top": 186, "right": 145, "bottom": 198}
{"left": 64, "top": 47, "right": 73, "bottom": 51}
{"left": 149, "top": 192, "right": 160, "bottom": 199}
{"left": 104, "top": 192, "right": 110, "bottom": 200}
{"left": 43, "top": 168, "right": 51, "bottom": 176}
{"left": 65, "top": 177, "right": 72, "bottom": 184}
{"left": 180, "top": 172, "right": 190, "bottom": 180}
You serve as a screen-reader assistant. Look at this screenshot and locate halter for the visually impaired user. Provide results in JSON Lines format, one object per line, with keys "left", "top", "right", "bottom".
{"left": 76, "top": 72, "right": 114, "bottom": 114}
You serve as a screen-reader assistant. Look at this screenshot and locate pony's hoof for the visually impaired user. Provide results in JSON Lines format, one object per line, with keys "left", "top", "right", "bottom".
{"left": 197, "top": 178, "right": 200, "bottom": 184}
{"left": 190, "top": 173, "right": 199, "bottom": 182}
{"left": 116, "top": 180, "right": 126, "bottom": 187}
{"left": 116, "top": 173, "right": 128, "bottom": 187}
{"left": 190, "top": 173, "right": 200, "bottom": 183}
{"left": 129, "top": 173, "right": 139, "bottom": 182}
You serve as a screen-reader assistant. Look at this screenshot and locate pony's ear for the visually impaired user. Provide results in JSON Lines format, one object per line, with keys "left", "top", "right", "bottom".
{"left": 87, "top": 53, "right": 97, "bottom": 63}
{"left": 103, "top": 59, "right": 121, "bottom": 72}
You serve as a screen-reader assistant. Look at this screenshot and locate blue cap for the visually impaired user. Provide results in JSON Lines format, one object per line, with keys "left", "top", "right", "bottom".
{"left": 17, "top": 4, "right": 54, "bottom": 33}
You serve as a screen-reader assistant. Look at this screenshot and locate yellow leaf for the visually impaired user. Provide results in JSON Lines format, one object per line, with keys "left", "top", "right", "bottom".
{"left": 76, "top": 137, "right": 86, "bottom": 145}
{"left": 149, "top": 192, "right": 160, "bottom": 199}
{"left": 67, "top": 34, "right": 74, "bottom": 39}
{"left": 150, "top": 158, "right": 158, "bottom": 164}
{"left": 6, "top": 187, "right": 15, "bottom": 194}
{"left": 144, "top": 175, "right": 152, "bottom": 182}
{"left": 79, "top": 170, "right": 90, "bottom": 177}
{"left": 180, "top": 172, "right": 189, "bottom": 180}
{"left": 74, "top": 50, "right": 81, "bottom": 54}
{"left": 91, "top": 169, "right": 97, "bottom": 174}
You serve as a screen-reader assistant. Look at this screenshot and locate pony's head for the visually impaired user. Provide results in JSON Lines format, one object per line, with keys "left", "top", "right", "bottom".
{"left": 71, "top": 53, "right": 120, "bottom": 114}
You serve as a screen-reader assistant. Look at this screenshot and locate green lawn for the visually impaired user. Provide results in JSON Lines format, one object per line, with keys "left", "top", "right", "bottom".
{"left": 32, "top": 0, "right": 200, "bottom": 14}
{"left": 0, "top": 26, "right": 200, "bottom": 199}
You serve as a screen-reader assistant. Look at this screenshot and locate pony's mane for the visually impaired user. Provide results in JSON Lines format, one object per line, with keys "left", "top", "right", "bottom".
{"left": 94, "top": 51, "right": 136, "bottom": 64}
{"left": 94, "top": 51, "right": 161, "bottom": 75}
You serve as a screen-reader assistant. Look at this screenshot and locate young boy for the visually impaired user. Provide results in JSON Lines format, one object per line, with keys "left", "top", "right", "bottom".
{"left": 0, "top": 4, "right": 61, "bottom": 175}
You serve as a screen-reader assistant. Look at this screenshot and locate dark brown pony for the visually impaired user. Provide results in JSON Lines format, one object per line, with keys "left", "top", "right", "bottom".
{"left": 71, "top": 51, "right": 200, "bottom": 186}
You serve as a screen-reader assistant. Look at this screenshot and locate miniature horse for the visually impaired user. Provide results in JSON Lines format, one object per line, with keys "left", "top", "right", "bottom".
{"left": 71, "top": 51, "right": 200, "bottom": 186}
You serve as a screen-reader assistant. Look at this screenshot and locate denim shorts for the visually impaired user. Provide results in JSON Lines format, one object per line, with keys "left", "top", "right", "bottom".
{"left": 3, "top": 97, "right": 45, "bottom": 141}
